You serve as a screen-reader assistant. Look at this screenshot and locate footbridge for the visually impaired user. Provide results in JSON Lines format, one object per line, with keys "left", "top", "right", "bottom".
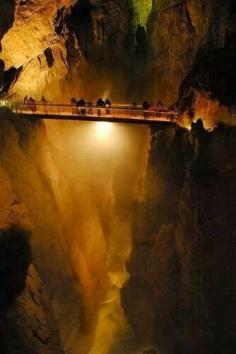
{"left": 12, "top": 102, "right": 180, "bottom": 126}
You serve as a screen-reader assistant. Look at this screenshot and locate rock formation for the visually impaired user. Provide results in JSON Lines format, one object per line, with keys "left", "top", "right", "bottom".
{"left": 0, "top": 1, "right": 235, "bottom": 353}
{"left": 0, "top": 125, "right": 62, "bottom": 353}
{"left": 122, "top": 123, "right": 236, "bottom": 354}
{"left": 147, "top": 0, "right": 234, "bottom": 103}
{"left": 0, "top": 0, "right": 235, "bottom": 109}
{"left": 0, "top": 108, "right": 151, "bottom": 354}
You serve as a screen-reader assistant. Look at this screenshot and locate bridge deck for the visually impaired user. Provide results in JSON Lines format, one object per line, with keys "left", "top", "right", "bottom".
{"left": 13, "top": 103, "right": 179, "bottom": 126}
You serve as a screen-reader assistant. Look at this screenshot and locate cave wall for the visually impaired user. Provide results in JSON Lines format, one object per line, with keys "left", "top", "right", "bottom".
{"left": 0, "top": 111, "right": 235, "bottom": 354}
{"left": 0, "top": 108, "right": 151, "bottom": 354}
{"left": 0, "top": 0, "right": 75, "bottom": 99}
{"left": 146, "top": 0, "right": 234, "bottom": 103}
{"left": 0, "top": 123, "right": 62, "bottom": 354}
{"left": 0, "top": 0, "right": 234, "bottom": 106}
{"left": 0, "top": 109, "right": 82, "bottom": 353}
{"left": 123, "top": 123, "right": 236, "bottom": 354}
{"left": 177, "top": 1, "right": 236, "bottom": 123}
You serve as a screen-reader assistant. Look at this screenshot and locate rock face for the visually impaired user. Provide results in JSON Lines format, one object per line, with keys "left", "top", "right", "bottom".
{"left": 0, "top": 0, "right": 235, "bottom": 106}
{"left": 64, "top": 0, "right": 133, "bottom": 99}
{"left": 122, "top": 123, "right": 236, "bottom": 354}
{"left": 0, "top": 0, "right": 75, "bottom": 99}
{"left": 0, "top": 109, "right": 82, "bottom": 354}
{"left": 1, "top": 265, "right": 63, "bottom": 354}
{"left": 0, "top": 158, "right": 31, "bottom": 313}
{"left": 178, "top": 1, "right": 236, "bottom": 122}
{"left": 0, "top": 126, "right": 62, "bottom": 354}
{"left": 147, "top": 0, "right": 234, "bottom": 103}
{"left": 0, "top": 0, "right": 15, "bottom": 41}
{"left": 0, "top": 108, "right": 151, "bottom": 354}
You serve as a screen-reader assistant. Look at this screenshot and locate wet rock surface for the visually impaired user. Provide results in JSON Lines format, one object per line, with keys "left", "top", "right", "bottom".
{"left": 0, "top": 265, "right": 63, "bottom": 354}
{"left": 0, "top": 0, "right": 234, "bottom": 105}
{"left": 123, "top": 124, "right": 236, "bottom": 354}
{"left": 0, "top": 110, "right": 67, "bottom": 354}
{"left": 147, "top": 0, "right": 234, "bottom": 103}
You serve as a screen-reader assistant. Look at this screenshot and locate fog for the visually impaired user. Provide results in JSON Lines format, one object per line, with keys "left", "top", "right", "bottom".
{"left": 41, "top": 120, "right": 150, "bottom": 354}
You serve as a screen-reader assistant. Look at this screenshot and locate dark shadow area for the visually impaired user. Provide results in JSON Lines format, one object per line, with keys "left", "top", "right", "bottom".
{"left": 65, "top": 0, "right": 93, "bottom": 60}
{"left": 0, "top": 0, "right": 15, "bottom": 40}
{"left": 0, "top": 228, "right": 31, "bottom": 313}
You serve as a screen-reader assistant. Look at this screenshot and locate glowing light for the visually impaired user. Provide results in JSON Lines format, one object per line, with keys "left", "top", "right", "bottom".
{"left": 95, "top": 122, "right": 113, "bottom": 140}
{"left": 133, "top": 0, "right": 152, "bottom": 28}
{"left": 0, "top": 100, "right": 11, "bottom": 108}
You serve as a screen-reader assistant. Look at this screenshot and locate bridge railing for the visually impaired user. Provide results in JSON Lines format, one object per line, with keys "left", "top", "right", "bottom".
{"left": 13, "top": 102, "right": 180, "bottom": 121}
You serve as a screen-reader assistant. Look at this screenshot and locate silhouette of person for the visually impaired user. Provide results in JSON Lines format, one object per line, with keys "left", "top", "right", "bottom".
{"left": 41, "top": 96, "right": 47, "bottom": 103}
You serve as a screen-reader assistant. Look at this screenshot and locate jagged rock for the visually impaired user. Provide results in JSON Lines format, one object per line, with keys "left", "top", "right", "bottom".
{"left": 147, "top": 0, "right": 232, "bottom": 103}
{"left": 123, "top": 125, "right": 236, "bottom": 354}
{"left": 1, "top": 264, "right": 63, "bottom": 354}
{"left": 0, "top": 0, "right": 15, "bottom": 40}
{"left": 0, "top": 0, "right": 234, "bottom": 104}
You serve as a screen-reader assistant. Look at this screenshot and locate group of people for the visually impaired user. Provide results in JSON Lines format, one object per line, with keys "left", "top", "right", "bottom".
{"left": 23, "top": 96, "right": 48, "bottom": 112}
{"left": 141, "top": 99, "right": 178, "bottom": 113}
{"left": 70, "top": 97, "right": 112, "bottom": 116}
{"left": 131, "top": 99, "right": 178, "bottom": 119}
{"left": 23, "top": 96, "right": 47, "bottom": 104}
{"left": 21, "top": 94, "right": 179, "bottom": 120}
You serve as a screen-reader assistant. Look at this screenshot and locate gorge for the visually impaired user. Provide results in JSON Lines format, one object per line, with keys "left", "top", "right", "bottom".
{"left": 0, "top": 1, "right": 235, "bottom": 354}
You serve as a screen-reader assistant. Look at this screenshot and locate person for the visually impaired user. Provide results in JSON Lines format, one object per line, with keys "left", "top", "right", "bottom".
{"left": 76, "top": 98, "right": 86, "bottom": 115}
{"left": 96, "top": 98, "right": 105, "bottom": 107}
{"left": 23, "top": 95, "right": 29, "bottom": 104}
{"left": 96, "top": 98, "right": 102, "bottom": 107}
{"left": 87, "top": 101, "right": 93, "bottom": 115}
{"left": 143, "top": 100, "right": 149, "bottom": 110}
{"left": 29, "top": 97, "right": 36, "bottom": 113}
{"left": 105, "top": 98, "right": 111, "bottom": 108}
{"left": 41, "top": 96, "right": 47, "bottom": 103}
{"left": 71, "top": 97, "right": 77, "bottom": 114}
{"left": 142, "top": 100, "right": 149, "bottom": 118}
{"left": 96, "top": 98, "right": 105, "bottom": 116}
{"left": 105, "top": 98, "right": 111, "bottom": 114}
{"left": 40, "top": 96, "right": 47, "bottom": 114}
{"left": 156, "top": 99, "right": 163, "bottom": 117}
{"left": 70, "top": 97, "right": 76, "bottom": 105}
{"left": 97, "top": 107, "right": 102, "bottom": 117}
{"left": 76, "top": 98, "right": 86, "bottom": 116}
{"left": 131, "top": 101, "right": 137, "bottom": 117}
{"left": 77, "top": 97, "right": 86, "bottom": 107}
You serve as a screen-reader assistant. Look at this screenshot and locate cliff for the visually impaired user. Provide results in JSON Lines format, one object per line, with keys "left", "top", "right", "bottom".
{"left": 0, "top": 0, "right": 234, "bottom": 107}
{"left": 0, "top": 108, "right": 151, "bottom": 354}
{"left": 0, "top": 112, "right": 62, "bottom": 353}
{"left": 122, "top": 122, "right": 236, "bottom": 354}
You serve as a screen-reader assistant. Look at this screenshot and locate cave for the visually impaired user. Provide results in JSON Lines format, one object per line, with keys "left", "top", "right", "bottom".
{"left": 0, "top": 1, "right": 235, "bottom": 354}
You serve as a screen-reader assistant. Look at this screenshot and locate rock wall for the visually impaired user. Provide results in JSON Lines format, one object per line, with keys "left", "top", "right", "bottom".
{"left": 123, "top": 123, "right": 236, "bottom": 354}
{"left": 0, "top": 117, "right": 62, "bottom": 353}
{"left": 64, "top": 0, "right": 133, "bottom": 100}
{"left": 0, "top": 108, "right": 151, "bottom": 354}
{"left": 0, "top": 0, "right": 234, "bottom": 105}
{"left": 1, "top": 265, "right": 63, "bottom": 354}
{"left": 146, "top": 0, "right": 234, "bottom": 103}
{"left": 0, "top": 109, "right": 84, "bottom": 353}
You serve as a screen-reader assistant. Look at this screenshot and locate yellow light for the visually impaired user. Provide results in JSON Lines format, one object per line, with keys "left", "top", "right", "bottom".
{"left": 0, "top": 100, "right": 11, "bottom": 108}
{"left": 95, "top": 122, "right": 113, "bottom": 140}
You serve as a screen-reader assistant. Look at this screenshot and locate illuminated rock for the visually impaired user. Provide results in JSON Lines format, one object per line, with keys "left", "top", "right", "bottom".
{"left": 148, "top": 0, "right": 232, "bottom": 103}
{"left": 0, "top": 0, "right": 74, "bottom": 98}
{"left": 123, "top": 125, "right": 236, "bottom": 354}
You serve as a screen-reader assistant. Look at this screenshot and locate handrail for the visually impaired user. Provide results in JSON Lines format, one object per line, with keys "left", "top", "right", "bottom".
{"left": 13, "top": 102, "right": 180, "bottom": 122}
